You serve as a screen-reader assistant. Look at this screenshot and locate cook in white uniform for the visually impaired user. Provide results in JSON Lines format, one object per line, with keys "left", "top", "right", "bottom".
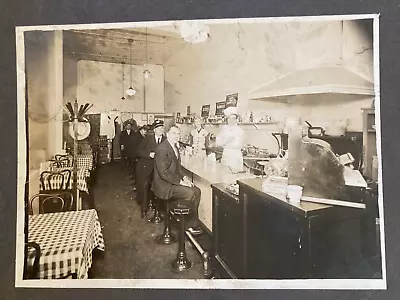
{"left": 190, "top": 118, "right": 209, "bottom": 158}
{"left": 216, "top": 107, "right": 245, "bottom": 173}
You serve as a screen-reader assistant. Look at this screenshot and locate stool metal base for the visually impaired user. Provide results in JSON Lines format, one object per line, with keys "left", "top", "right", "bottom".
{"left": 150, "top": 214, "right": 164, "bottom": 224}
{"left": 156, "top": 231, "right": 176, "bottom": 245}
{"left": 171, "top": 254, "right": 192, "bottom": 272}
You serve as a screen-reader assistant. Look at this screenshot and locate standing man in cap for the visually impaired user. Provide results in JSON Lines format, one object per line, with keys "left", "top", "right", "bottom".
{"left": 136, "top": 120, "right": 166, "bottom": 218}
{"left": 216, "top": 106, "right": 245, "bottom": 173}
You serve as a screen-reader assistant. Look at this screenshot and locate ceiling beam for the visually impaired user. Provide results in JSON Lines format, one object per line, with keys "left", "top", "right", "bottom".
{"left": 67, "top": 29, "right": 183, "bottom": 45}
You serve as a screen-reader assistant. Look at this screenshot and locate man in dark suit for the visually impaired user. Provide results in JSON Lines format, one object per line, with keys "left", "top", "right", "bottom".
{"left": 136, "top": 120, "right": 166, "bottom": 218}
{"left": 152, "top": 125, "right": 202, "bottom": 236}
{"left": 120, "top": 122, "right": 139, "bottom": 181}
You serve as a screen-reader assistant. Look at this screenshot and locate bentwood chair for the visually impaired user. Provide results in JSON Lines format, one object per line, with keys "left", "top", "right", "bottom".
{"left": 23, "top": 242, "right": 41, "bottom": 279}
{"left": 29, "top": 192, "right": 74, "bottom": 214}
{"left": 39, "top": 170, "right": 74, "bottom": 212}
{"left": 40, "top": 170, "right": 72, "bottom": 191}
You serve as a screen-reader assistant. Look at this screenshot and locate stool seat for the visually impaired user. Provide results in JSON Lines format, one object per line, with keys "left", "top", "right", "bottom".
{"left": 171, "top": 200, "right": 193, "bottom": 216}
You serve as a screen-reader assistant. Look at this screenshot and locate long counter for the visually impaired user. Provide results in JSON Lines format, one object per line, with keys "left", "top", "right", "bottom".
{"left": 212, "top": 178, "right": 380, "bottom": 279}
{"left": 180, "top": 152, "right": 369, "bottom": 231}
{"left": 180, "top": 154, "right": 255, "bottom": 231}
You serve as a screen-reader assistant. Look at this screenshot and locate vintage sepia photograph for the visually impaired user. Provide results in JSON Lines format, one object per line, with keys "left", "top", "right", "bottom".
{"left": 15, "top": 14, "right": 385, "bottom": 289}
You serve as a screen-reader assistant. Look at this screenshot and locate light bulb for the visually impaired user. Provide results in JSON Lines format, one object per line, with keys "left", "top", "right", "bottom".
{"left": 144, "top": 69, "right": 151, "bottom": 79}
{"left": 126, "top": 87, "right": 136, "bottom": 96}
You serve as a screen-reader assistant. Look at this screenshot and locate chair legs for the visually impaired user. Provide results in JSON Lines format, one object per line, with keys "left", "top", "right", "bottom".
{"left": 156, "top": 200, "right": 176, "bottom": 245}
{"left": 171, "top": 214, "right": 192, "bottom": 272}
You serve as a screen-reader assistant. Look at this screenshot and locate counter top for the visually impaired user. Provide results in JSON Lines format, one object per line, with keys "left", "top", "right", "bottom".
{"left": 238, "top": 177, "right": 331, "bottom": 215}
{"left": 180, "top": 154, "right": 256, "bottom": 184}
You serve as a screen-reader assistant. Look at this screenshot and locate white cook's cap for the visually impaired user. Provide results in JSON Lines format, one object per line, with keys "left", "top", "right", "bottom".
{"left": 223, "top": 106, "right": 240, "bottom": 117}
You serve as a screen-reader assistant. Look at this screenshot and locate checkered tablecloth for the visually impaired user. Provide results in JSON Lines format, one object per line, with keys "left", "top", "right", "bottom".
{"left": 28, "top": 209, "right": 105, "bottom": 279}
{"left": 76, "top": 154, "right": 94, "bottom": 171}
{"left": 52, "top": 154, "right": 93, "bottom": 170}
{"left": 40, "top": 168, "right": 89, "bottom": 193}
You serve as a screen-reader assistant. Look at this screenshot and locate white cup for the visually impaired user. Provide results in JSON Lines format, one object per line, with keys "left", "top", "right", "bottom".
{"left": 286, "top": 185, "right": 303, "bottom": 204}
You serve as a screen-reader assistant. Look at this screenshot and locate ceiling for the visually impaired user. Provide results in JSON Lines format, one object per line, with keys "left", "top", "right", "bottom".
{"left": 63, "top": 27, "right": 187, "bottom": 65}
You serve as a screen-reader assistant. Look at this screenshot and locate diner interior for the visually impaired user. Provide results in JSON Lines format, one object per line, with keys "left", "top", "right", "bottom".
{"left": 22, "top": 18, "right": 383, "bottom": 281}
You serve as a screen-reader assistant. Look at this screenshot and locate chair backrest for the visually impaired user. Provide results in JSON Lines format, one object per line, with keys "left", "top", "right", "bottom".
{"left": 23, "top": 242, "right": 41, "bottom": 280}
{"left": 29, "top": 192, "right": 74, "bottom": 214}
{"left": 40, "top": 170, "right": 72, "bottom": 191}
{"left": 57, "top": 157, "right": 72, "bottom": 168}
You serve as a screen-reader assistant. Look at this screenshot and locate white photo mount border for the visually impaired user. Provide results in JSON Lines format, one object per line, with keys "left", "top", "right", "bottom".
{"left": 15, "top": 13, "right": 385, "bottom": 290}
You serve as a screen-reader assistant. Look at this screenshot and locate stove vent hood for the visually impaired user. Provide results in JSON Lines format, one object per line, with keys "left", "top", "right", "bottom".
{"left": 248, "top": 65, "right": 374, "bottom": 100}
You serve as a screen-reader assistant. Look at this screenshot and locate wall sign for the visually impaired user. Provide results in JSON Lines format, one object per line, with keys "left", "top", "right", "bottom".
{"left": 225, "top": 93, "right": 239, "bottom": 108}
{"left": 215, "top": 101, "right": 226, "bottom": 115}
{"left": 201, "top": 105, "right": 211, "bottom": 117}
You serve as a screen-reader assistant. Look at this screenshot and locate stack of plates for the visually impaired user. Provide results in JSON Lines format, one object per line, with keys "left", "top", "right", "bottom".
{"left": 261, "top": 176, "right": 288, "bottom": 195}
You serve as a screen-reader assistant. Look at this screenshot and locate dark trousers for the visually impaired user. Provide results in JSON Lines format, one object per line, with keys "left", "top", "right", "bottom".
{"left": 170, "top": 185, "right": 201, "bottom": 227}
{"left": 138, "top": 173, "right": 153, "bottom": 213}
{"left": 128, "top": 158, "right": 138, "bottom": 182}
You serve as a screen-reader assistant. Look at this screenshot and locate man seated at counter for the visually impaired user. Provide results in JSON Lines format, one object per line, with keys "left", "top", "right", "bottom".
{"left": 152, "top": 125, "right": 203, "bottom": 236}
{"left": 215, "top": 106, "right": 245, "bottom": 173}
{"left": 189, "top": 117, "right": 209, "bottom": 158}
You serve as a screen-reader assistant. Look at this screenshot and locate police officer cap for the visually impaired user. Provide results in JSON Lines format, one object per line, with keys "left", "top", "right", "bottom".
{"left": 152, "top": 120, "right": 164, "bottom": 129}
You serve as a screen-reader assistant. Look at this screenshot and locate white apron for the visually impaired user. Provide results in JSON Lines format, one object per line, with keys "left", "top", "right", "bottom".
{"left": 216, "top": 125, "right": 245, "bottom": 173}
{"left": 221, "top": 149, "right": 244, "bottom": 173}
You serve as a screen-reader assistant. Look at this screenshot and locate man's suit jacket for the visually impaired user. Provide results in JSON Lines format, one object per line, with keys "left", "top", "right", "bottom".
{"left": 136, "top": 133, "right": 166, "bottom": 182}
{"left": 120, "top": 130, "right": 141, "bottom": 158}
{"left": 152, "top": 139, "right": 185, "bottom": 200}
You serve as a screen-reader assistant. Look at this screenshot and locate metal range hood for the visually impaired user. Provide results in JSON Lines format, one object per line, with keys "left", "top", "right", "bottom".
{"left": 248, "top": 65, "right": 374, "bottom": 101}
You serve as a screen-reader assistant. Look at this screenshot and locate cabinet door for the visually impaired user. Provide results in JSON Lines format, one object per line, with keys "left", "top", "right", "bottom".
{"left": 212, "top": 189, "right": 245, "bottom": 278}
{"left": 245, "top": 191, "right": 309, "bottom": 279}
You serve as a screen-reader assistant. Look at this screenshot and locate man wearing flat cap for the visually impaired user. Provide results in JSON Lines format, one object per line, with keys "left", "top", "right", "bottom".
{"left": 136, "top": 120, "right": 166, "bottom": 218}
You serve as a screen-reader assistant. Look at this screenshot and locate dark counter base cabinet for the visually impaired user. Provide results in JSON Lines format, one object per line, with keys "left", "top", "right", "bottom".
{"left": 211, "top": 178, "right": 380, "bottom": 279}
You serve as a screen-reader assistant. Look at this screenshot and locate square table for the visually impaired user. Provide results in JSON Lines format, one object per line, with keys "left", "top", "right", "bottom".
{"left": 28, "top": 209, "right": 105, "bottom": 279}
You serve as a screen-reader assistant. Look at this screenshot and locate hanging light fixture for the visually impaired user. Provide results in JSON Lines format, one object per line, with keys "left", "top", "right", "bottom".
{"left": 121, "top": 62, "right": 125, "bottom": 100}
{"left": 126, "top": 39, "right": 137, "bottom": 96}
{"left": 143, "top": 27, "right": 151, "bottom": 79}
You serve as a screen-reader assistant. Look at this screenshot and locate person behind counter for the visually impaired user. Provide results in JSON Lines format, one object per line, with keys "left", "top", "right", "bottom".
{"left": 136, "top": 120, "right": 166, "bottom": 218}
{"left": 189, "top": 117, "right": 210, "bottom": 158}
{"left": 215, "top": 106, "right": 245, "bottom": 173}
{"left": 152, "top": 125, "right": 203, "bottom": 236}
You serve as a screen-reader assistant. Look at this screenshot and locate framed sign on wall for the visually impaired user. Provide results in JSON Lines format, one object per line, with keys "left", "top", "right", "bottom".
{"left": 215, "top": 101, "right": 226, "bottom": 115}
{"left": 201, "top": 105, "right": 211, "bottom": 117}
{"left": 225, "top": 93, "right": 239, "bottom": 108}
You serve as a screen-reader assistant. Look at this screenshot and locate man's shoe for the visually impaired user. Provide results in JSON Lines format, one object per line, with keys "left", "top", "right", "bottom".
{"left": 187, "top": 226, "right": 203, "bottom": 236}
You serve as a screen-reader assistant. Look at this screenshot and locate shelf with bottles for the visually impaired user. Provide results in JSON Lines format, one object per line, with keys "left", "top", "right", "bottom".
{"left": 204, "top": 121, "right": 279, "bottom": 125}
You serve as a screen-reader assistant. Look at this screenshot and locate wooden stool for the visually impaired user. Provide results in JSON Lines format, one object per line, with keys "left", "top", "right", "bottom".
{"left": 156, "top": 199, "right": 176, "bottom": 245}
{"left": 170, "top": 200, "right": 193, "bottom": 272}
